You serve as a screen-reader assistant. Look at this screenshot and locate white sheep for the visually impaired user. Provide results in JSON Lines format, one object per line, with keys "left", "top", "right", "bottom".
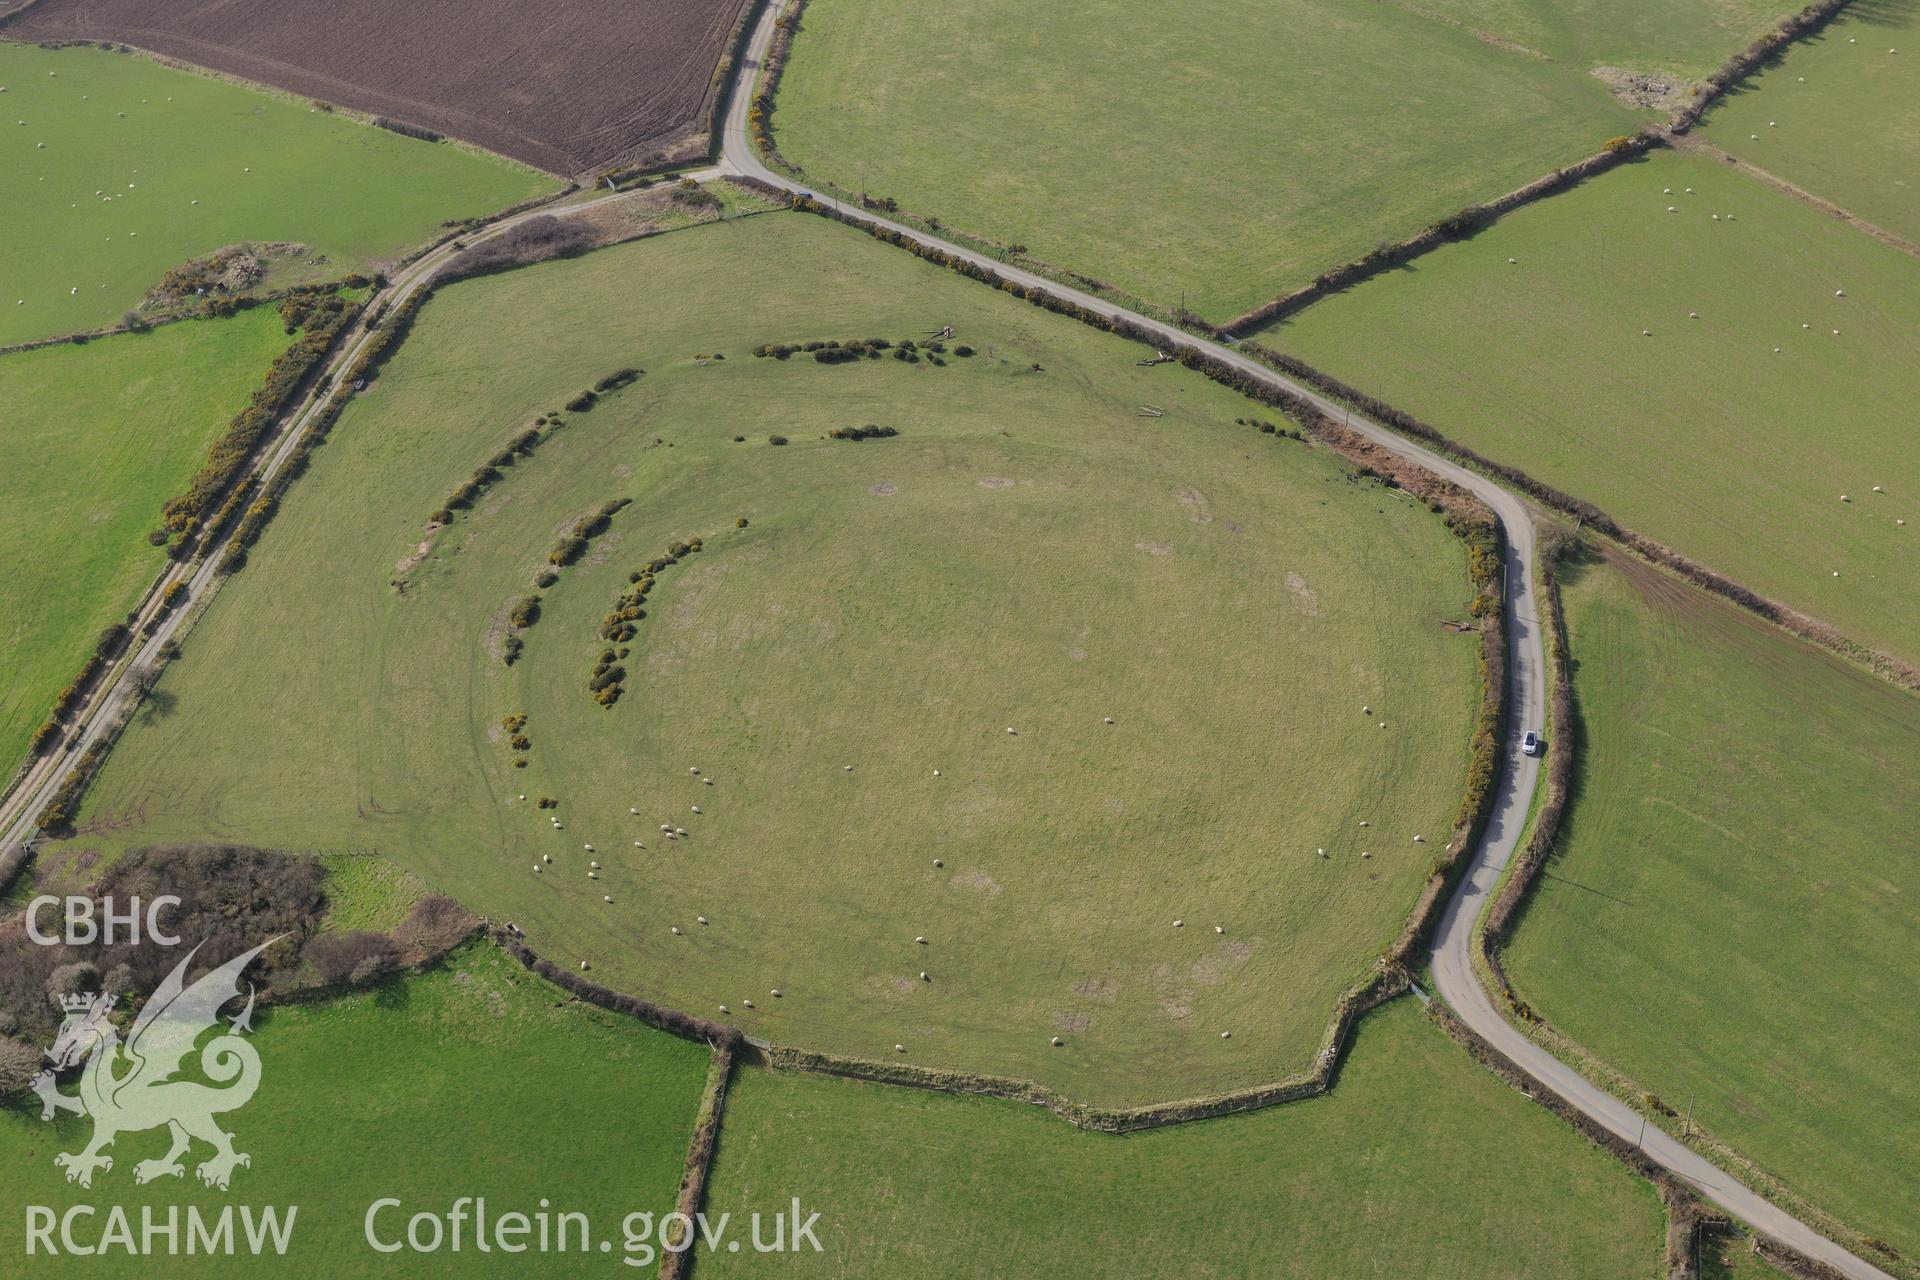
{"left": 1220, "top": 1031, "right": 1232, "bottom": 1039}
{"left": 933, "top": 858, "right": 944, "bottom": 868}
{"left": 771, "top": 989, "right": 782, "bottom": 997}
{"left": 915, "top": 936, "right": 928, "bottom": 945}
{"left": 691, "top": 805, "right": 701, "bottom": 814}
{"left": 671, "top": 925, "right": 683, "bottom": 935}
{"left": 580, "top": 961, "right": 590, "bottom": 971}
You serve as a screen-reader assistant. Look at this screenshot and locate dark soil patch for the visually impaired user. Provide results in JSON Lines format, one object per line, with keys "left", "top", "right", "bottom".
{"left": 6, "top": 0, "right": 753, "bottom": 174}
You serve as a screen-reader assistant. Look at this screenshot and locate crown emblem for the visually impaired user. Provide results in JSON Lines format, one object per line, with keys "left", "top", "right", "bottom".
{"left": 59, "top": 992, "right": 97, "bottom": 1013}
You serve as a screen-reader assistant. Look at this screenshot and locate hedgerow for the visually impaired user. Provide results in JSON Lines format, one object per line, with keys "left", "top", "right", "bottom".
{"left": 590, "top": 534, "right": 708, "bottom": 705}
{"left": 157, "top": 291, "right": 363, "bottom": 556}
{"left": 827, "top": 423, "right": 899, "bottom": 441}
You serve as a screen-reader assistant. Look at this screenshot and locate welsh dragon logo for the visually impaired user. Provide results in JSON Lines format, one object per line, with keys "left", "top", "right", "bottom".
{"left": 30, "top": 939, "right": 275, "bottom": 1191}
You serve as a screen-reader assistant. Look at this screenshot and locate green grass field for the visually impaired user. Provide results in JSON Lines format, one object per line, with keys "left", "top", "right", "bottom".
{"left": 1420, "top": 0, "right": 1789, "bottom": 79}
{"left": 0, "top": 307, "right": 292, "bottom": 770}
{"left": 1503, "top": 548, "right": 1920, "bottom": 1262}
{"left": 698, "top": 999, "right": 1664, "bottom": 1278}
{"left": 1701, "top": 2, "right": 1920, "bottom": 244}
{"left": 62, "top": 212, "right": 1484, "bottom": 1107}
{"left": 0, "top": 42, "right": 551, "bottom": 346}
{"left": 0, "top": 943, "right": 710, "bottom": 1275}
{"left": 312, "top": 854, "right": 438, "bottom": 934}
{"left": 1264, "top": 148, "right": 1920, "bottom": 664}
{"left": 769, "top": 0, "right": 1637, "bottom": 320}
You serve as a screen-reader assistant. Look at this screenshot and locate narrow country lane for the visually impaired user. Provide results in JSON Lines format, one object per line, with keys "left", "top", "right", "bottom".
{"left": 0, "top": 11, "right": 1890, "bottom": 1273}
{"left": 717, "top": 5, "right": 1892, "bottom": 1276}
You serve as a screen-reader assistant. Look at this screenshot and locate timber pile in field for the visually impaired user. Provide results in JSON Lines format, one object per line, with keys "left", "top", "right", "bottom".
{"left": 4, "top": 0, "right": 751, "bottom": 174}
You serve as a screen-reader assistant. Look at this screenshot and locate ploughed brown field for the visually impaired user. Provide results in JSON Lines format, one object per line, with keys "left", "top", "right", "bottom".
{"left": 2, "top": 0, "right": 752, "bottom": 174}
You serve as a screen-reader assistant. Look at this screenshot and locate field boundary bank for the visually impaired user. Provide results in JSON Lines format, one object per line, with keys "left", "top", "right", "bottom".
{"left": 451, "top": 189, "right": 1519, "bottom": 1131}
{"left": 4, "top": 294, "right": 372, "bottom": 821}
{"left": 1661, "top": 132, "right": 1920, "bottom": 261}
{"left": 660, "top": 1041, "right": 735, "bottom": 1280}
{"left": 746, "top": 0, "right": 1854, "bottom": 337}
{"left": 1219, "top": 0, "right": 1857, "bottom": 337}
{"left": 1464, "top": 540, "right": 1918, "bottom": 1280}
{"left": 0, "top": 172, "right": 593, "bottom": 813}
{"left": 0, "top": 177, "right": 750, "bottom": 876}
{"left": 742, "top": 0, "right": 1184, "bottom": 330}
{"left": 1427, "top": 999, "right": 1859, "bottom": 1280}
{"left": 1218, "top": 135, "right": 1655, "bottom": 336}
{"left": 1238, "top": 343, "right": 1920, "bottom": 691}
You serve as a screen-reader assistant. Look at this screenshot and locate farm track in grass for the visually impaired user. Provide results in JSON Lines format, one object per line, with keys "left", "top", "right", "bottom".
{"left": 1261, "top": 148, "right": 1920, "bottom": 668}
{"left": 1500, "top": 546, "right": 1920, "bottom": 1268}
{"left": 0, "top": 943, "right": 710, "bottom": 1276}
{"left": 0, "top": 42, "right": 551, "bottom": 347}
{"left": 764, "top": 0, "right": 1641, "bottom": 322}
{"left": 59, "top": 212, "right": 1486, "bottom": 1108}
{"left": 698, "top": 999, "right": 1666, "bottom": 1279}
{"left": 1699, "top": 0, "right": 1920, "bottom": 246}
{"left": 0, "top": 307, "right": 289, "bottom": 775}
{"left": 3, "top": 0, "right": 755, "bottom": 176}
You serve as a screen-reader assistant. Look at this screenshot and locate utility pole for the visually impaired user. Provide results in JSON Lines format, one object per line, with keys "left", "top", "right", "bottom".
{"left": 1634, "top": 1111, "right": 1648, "bottom": 1152}
{"left": 1683, "top": 1092, "right": 1694, "bottom": 1140}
